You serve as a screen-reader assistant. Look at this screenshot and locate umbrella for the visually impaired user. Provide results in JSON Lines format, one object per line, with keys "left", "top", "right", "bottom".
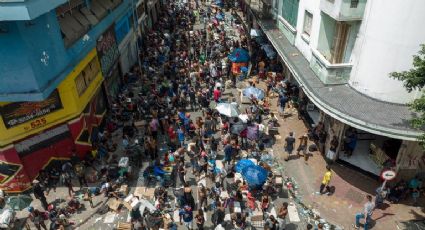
{"left": 238, "top": 114, "right": 249, "bottom": 123}
{"left": 230, "top": 120, "right": 247, "bottom": 134}
{"left": 243, "top": 87, "right": 265, "bottom": 100}
{"left": 235, "top": 159, "right": 255, "bottom": 173}
{"left": 228, "top": 48, "right": 250, "bottom": 63}
{"left": 7, "top": 194, "right": 32, "bottom": 211}
{"left": 241, "top": 165, "right": 268, "bottom": 187}
{"left": 216, "top": 103, "right": 240, "bottom": 117}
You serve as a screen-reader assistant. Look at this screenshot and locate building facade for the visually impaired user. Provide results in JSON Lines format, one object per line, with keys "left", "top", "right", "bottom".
{"left": 0, "top": 0, "right": 144, "bottom": 192}
{"left": 243, "top": 0, "right": 425, "bottom": 179}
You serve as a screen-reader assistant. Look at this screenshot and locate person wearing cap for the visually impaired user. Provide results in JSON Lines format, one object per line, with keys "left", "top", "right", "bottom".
{"left": 179, "top": 205, "right": 193, "bottom": 229}
{"left": 32, "top": 180, "right": 48, "bottom": 210}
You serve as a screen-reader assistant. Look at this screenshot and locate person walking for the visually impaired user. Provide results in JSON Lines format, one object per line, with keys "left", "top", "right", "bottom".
{"left": 319, "top": 165, "right": 332, "bottom": 195}
{"left": 284, "top": 132, "right": 296, "bottom": 161}
{"left": 296, "top": 133, "right": 308, "bottom": 158}
{"left": 195, "top": 209, "right": 205, "bottom": 230}
{"left": 32, "top": 180, "right": 48, "bottom": 210}
{"left": 353, "top": 195, "right": 374, "bottom": 230}
{"left": 179, "top": 205, "right": 194, "bottom": 230}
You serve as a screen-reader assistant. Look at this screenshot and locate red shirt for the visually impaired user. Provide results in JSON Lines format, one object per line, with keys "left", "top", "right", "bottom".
{"left": 213, "top": 89, "right": 221, "bottom": 101}
{"left": 168, "top": 127, "right": 176, "bottom": 140}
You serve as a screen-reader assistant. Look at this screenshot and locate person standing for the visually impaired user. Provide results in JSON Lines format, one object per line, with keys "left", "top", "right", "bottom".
{"left": 277, "top": 94, "right": 287, "bottom": 117}
{"left": 284, "top": 132, "right": 296, "bottom": 161}
{"left": 179, "top": 205, "right": 194, "bottom": 230}
{"left": 296, "top": 134, "right": 308, "bottom": 158}
{"left": 75, "top": 162, "right": 88, "bottom": 189}
{"left": 353, "top": 195, "right": 374, "bottom": 230}
{"left": 319, "top": 166, "right": 332, "bottom": 195}
{"left": 195, "top": 209, "right": 205, "bottom": 230}
{"left": 277, "top": 202, "right": 288, "bottom": 230}
{"left": 32, "top": 180, "right": 48, "bottom": 210}
{"left": 213, "top": 87, "right": 222, "bottom": 103}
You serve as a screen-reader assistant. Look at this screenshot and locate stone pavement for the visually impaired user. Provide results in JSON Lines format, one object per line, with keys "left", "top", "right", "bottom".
{"left": 250, "top": 78, "right": 425, "bottom": 229}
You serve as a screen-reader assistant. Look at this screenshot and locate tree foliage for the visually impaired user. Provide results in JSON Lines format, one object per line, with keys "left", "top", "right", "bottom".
{"left": 391, "top": 44, "right": 425, "bottom": 145}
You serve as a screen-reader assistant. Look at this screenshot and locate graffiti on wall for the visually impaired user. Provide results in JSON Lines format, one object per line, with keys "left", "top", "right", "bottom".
{"left": 96, "top": 25, "right": 120, "bottom": 76}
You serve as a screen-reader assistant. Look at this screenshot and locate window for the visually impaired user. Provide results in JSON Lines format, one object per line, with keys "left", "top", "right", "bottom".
{"left": 281, "top": 0, "right": 300, "bottom": 28}
{"left": 75, "top": 57, "right": 100, "bottom": 96}
{"left": 303, "top": 11, "right": 313, "bottom": 36}
{"left": 350, "top": 0, "right": 359, "bottom": 8}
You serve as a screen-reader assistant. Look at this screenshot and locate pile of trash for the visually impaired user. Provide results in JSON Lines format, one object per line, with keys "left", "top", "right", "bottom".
{"left": 284, "top": 176, "right": 343, "bottom": 230}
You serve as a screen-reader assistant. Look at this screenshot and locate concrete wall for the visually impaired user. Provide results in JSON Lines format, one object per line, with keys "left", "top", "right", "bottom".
{"left": 0, "top": 0, "right": 133, "bottom": 102}
{"left": 293, "top": 0, "right": 321, "bottom": 62}
{"left": 349, "top": 0, "right": 425, "bottom": 104}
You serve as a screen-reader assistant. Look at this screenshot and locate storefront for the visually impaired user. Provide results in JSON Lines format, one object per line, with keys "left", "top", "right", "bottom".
{"left": 115, "top": 11, "right": 138, "bottom": 75}
{"left": 0, "top": 49, "right": 104, "bottom": 192}
{"left": 97, "top": 24, "right": 121, "bottom": 104}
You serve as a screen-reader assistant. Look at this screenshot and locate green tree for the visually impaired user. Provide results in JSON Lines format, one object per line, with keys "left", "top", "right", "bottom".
{"left": 391, "top": 44, "right": 425, "bottom": 145}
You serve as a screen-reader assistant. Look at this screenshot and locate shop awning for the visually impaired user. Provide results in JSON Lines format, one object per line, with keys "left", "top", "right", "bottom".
{"left": 80, "top": 7, "right": 99, "bottom": 26}
{"left": 255, "top": 18, "right": 423, "bottom": 141}
{"left": 90, "top": 0, "right": 107, "bottom": 20}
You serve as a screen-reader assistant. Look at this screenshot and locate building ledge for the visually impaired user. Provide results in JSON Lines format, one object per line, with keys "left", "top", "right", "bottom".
{"left": 0, "top": 0, "right": 67, "bottom": 21}
{"left": 255, "top": 18, "right": 423, "bottom": 141}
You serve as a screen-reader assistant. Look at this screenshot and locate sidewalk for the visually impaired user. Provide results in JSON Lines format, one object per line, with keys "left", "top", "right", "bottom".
{"left": 253, "top": 80, "right": 425, "bottom": 229}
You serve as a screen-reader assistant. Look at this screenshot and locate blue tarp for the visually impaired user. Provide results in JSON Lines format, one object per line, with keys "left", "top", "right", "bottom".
{"left": 214, "top": 0, "right": 224, "bottom": 7}
{"left": 235, "top": 159, "right": 255, "bottom": 173}
{"left": 228, "top": 48, "right": 250, "bottom": 63}
{"left": 241, "top": 165, "right": 268, "bottom": 187}
{"left": 216, "top": 12, "right": 225, "bottom": 21}
{"left": 243, "top": 87, "right": 265, "bottom": 100}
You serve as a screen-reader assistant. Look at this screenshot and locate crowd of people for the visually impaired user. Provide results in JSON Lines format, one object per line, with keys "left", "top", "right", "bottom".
{"left": 22, "top": 1, "right": 423, "bottom": 230}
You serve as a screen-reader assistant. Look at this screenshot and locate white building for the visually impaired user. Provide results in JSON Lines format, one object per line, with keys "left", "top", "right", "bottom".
{"left": 244, "top": 0, "right": 425, "bottom": 178}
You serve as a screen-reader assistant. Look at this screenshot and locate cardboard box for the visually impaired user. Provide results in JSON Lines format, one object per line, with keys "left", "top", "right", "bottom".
{"left": 108, "top": 199, "right": 121, "bottom": 211}
{"left": 117, "top": 222, "right": 132, "bottom": 230}
{"left": 133, "top": 187, "right": 145, "bottom": 199}
{"left": 119, "top": 185, "right": 129, "bottom": 196}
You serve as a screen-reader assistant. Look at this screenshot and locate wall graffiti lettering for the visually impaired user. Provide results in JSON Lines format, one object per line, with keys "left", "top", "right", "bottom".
{"left": 96, "top": 25, "right": 120, "bottom": 76}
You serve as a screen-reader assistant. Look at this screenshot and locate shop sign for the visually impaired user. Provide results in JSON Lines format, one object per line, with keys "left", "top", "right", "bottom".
{"left": 380, "top": 169, "right": 397, "bottom": 181}
{"left": 97, "top": 25, "right": 120, "bottom": 76}
{"left": 0, "top": 90, "right": 63, "bottom": 129}
{"left": 14, "top": 124, "right": 71, "bottom": 156}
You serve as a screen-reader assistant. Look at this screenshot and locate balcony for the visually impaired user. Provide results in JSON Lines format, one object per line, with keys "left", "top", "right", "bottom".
{"left": 310, "top": 48, "right": 352, "bottom": 85}
{"left": 320, "top": 0, "right": 366, "bottom": 21}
